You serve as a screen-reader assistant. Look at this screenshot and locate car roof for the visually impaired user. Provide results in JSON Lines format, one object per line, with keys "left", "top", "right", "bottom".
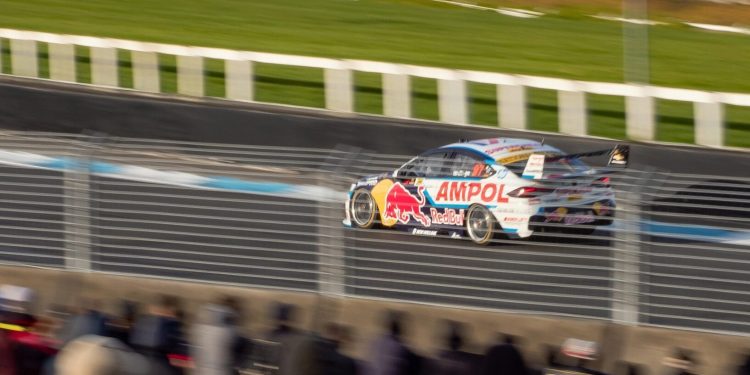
{"left": 439, "top": 138, "right": 562, "bottom": 162}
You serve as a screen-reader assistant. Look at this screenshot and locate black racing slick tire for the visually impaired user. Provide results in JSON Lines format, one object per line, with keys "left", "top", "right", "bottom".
{"left": 466, "top": 204, "right": 496, "bottom": 245}
{"left": 350, "top": 189, "right": 378, "bottom": 229}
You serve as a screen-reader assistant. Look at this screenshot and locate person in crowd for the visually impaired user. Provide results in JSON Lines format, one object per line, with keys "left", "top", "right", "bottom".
{"left": 265, "top": 303, "right": 321, "bottom": 375}
{"left": 739, "top": 352, "right": 750, "bottom": 375}
{"left": 0, "top": 329, "right": 16, "bottom": 375}
{"left": 107, "top": 300, "right": 138, "bottom": 345}
{"left": 0, "top": 285, "right": 36, "bottom": 329}
{"left": 482, "top": 334, "right": 528, "bottom": 375}
{"left": 365, "top": 310, "right": 422, "bottom": 375}
{"left": 430, "top": 321, "right": 481, "bottom": 375}
{"left": 613, "top": 362, "right": 643, "bottom": 375}
{"left": 663, "top": 349, "right": 698, "bottom": 375}
{"left": 317, "top": 322, "right": 359, "bottom": 375}
{"left": 221, "top": 296, "right": 252, "bottom": 371}
{"left": 269, "top": 303, "right": 299, "bottom": 342}
{"left": 191, "top": 297, "right": 243, "bottom": 375}
{"left": 55, "top": 334, "right": 155, "bottom": 375}
{"left": 129, "top": 295, "right": 185, "bottom": 375}
{"left": 58, "top": 299, "right": 108, "bottom": 345}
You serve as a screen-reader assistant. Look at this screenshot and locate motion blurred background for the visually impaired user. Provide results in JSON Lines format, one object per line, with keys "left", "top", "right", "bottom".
{"left": 1, "top": 0, "right": 750, "bottom": 145}
{"left": 0, "top": 1, "right": 749, "bottom": 375}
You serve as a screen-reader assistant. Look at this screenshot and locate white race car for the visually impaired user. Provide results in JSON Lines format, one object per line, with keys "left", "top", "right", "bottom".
{"left": 344, "top": 138, "right": 628, "bottom": 245}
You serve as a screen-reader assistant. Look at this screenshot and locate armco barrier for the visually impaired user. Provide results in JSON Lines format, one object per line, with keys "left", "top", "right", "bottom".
{"left": 0, "top": 132, "right": 748, "bottom": 337}
{"left": 2, "top": 28, "right": 750, "bottom": 147}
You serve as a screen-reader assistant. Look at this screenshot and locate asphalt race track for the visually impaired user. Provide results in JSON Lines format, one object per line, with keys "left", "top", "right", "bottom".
{"left": 0, "top": 77, "right": 748, "bottom": 334}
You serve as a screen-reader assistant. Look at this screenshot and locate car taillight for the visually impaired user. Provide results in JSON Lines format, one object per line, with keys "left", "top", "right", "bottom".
{"left": 593, "top": 176, "right": 611, "bottom": 188}
{"left": 507, "top": 186, "right": 553, "bottom": 198}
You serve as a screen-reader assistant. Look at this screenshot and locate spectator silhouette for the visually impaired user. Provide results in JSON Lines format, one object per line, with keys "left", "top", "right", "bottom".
{"left": 55, "top": 335, "right": 154, "bottom": 375}
{"left": 107, "top": 300, "right": 138, "bottom": 345}
{"left": 0, "top": 330, "right": 16, "bottom": 375}
{"left": 129, "top": 295, "right": 184, "bottom": 375}
{"left": 365, "top": 310, "right": 422, "bottom": 375}
{"left": 191, "top": 298, "right": 242, "bottom": 375}
{"left": 59, "top": 299, "right": 107, "bottom": 345}
{"left": 266, "top": 303, "right": 309, "bottom": 375}
{"left": 739, "top": 352, "right": 750, "bottom": 375}
{"left": 618, "top": 363, "right": 644, "bottom": 375}
{"left": 269, "top": 303, "right": 299, "bottom": 342}
{"left": 482, "top": 334, "right": 528, "bottom": 375}
{"left": 431, "top": 321, "right": 481, "bottom": 375}
{"left": 663, "top": 349, "right": 698, "bottom": 375}
{"left": 317, "top": 323, "right": 359, "bottom": 375}
{"left": 0, "top": 285, "right": 36, "bottom": 329}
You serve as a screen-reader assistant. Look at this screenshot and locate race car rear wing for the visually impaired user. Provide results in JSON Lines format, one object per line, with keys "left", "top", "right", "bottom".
{"left": 521, "top": 144, "right": 629, "bottom": 179}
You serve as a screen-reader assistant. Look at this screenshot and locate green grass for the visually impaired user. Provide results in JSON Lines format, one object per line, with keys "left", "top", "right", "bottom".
{"left": 0, "top": 0, "right": 748, "bottom": 146}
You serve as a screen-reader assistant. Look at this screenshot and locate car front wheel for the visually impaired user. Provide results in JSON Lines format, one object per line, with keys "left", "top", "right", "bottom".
{"left": 350, "top": 189, "right": 377, "bottom": 229}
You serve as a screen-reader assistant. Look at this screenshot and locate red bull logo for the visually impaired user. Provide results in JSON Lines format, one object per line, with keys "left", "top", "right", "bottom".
{"left": 430, "top": 208, "right": 464, "bottom": 226}
{"left": 383, "top": 183, "right": 431, "bottom": 227}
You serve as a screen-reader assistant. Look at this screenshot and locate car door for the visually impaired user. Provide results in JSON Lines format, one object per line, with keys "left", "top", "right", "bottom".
{"left": 424, "top": 150, "right": 501, "bottom": 214}
{"left": 387, "top": 150, "right": 453, "bottom": 228}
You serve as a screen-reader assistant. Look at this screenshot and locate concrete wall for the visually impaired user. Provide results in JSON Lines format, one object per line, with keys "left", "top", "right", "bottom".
{"left": 1, "top": 266, "right": 747, "bottom": 374}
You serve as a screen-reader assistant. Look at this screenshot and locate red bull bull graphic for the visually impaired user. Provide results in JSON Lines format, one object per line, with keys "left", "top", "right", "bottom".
{"left": 383, "top": 183, "right": 431, "bottom": 227}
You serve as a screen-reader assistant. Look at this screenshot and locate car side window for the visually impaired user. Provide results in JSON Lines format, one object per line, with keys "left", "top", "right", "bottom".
{"left": 449, "top": 152, "right": 494, "bottom": 178}
{"left": 396, "top": 151, "right": 453, "bottom": 178}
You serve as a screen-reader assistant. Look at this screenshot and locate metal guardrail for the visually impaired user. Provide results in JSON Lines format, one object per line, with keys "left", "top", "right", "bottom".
{"left": 0, "top": 132, "right": 747, "bottom": 335}
{"left": 2, "top": 29, "right": 750, "bottom": 147}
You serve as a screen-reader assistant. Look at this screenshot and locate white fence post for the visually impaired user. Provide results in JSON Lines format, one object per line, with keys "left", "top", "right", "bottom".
{"left": 325, "top": 68, "right": 354, "bottom": 112}
{"left": 48, "top": 43, "right": 76, "bottom": 82}
{"left": 10, "top": 39, "right": 38, "bottom": 78}
{"left": 90, "top": 47, "right": 119, "bottom": 87}
{"left": 611, "top": 169, "right": 658, "bottom": 325}
{"left": 63, "top": 141, "right": 92, "bottom": 272}
{"left": 177, "top": 55, "right": 204, "bottom": 96}
{"left": 498, "top": 84, "right": 527, "bottom": 130}
{"left": 383, "top": 73, "right": 411, "bottom": 118}
{"left": 558, "top": 90, "right": 588, "bottom": 136}
{"left": 225, "top": 59, "right": 253, "bottom": 101}
{"left": 131, "top": 51, "right": 160, "bottom": 93}
{"left": 626, "top": 94, "right": 656, "bottom": 141}
{"left": 694, "top": 100, "right": 724, "bottom": 147}
{"left": 612, "top": 187, "right": 641, "bottom": 324}
{"left": 317, "top": 147, "right": 360, "bottom": 297}
{"left": 438, "top": 78, "right": 469, "bottom": 125}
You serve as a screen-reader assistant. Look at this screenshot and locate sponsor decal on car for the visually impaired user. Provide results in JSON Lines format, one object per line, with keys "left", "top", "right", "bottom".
{"left": 434, "top": 182, "right": 509, "bottom": 203}
{"left": 383, "top": 183, "right": 431, "bottom": 227}
{"left": 563, "top": 215, "right": 595, "bottom": 225}
{"left": 412, "top": 228, "right": 438, "bottom": 236}
{"left": 497, "top": 153, "right": 534, "bottom": 165}
{"left": 430, "top": 208, "right": 465, "bottom": 226}
{"left": 356, "top": 179, "right": 378, "bottom": 187}
{"left": 503, "top": 216, "right": 528, "bottom": 223}
{"left": 556, "top": 187, "right": 593, "bottom": 195}
{"left": 546, "top": 207, "right": 568, "bottom": 222}
{"left": 484, "top": 144, "right": 537, "bottom": 155}
{"left": 593, "top": 202, "right": 611, "bottom": 216}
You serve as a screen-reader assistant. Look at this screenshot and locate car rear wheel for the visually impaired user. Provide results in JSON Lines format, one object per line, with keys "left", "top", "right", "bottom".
{"left": 350, "top": 189, "right": 377, "bottom": 229}
{"left": 466, "top": 204, "right": 495, "bottom": 245}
